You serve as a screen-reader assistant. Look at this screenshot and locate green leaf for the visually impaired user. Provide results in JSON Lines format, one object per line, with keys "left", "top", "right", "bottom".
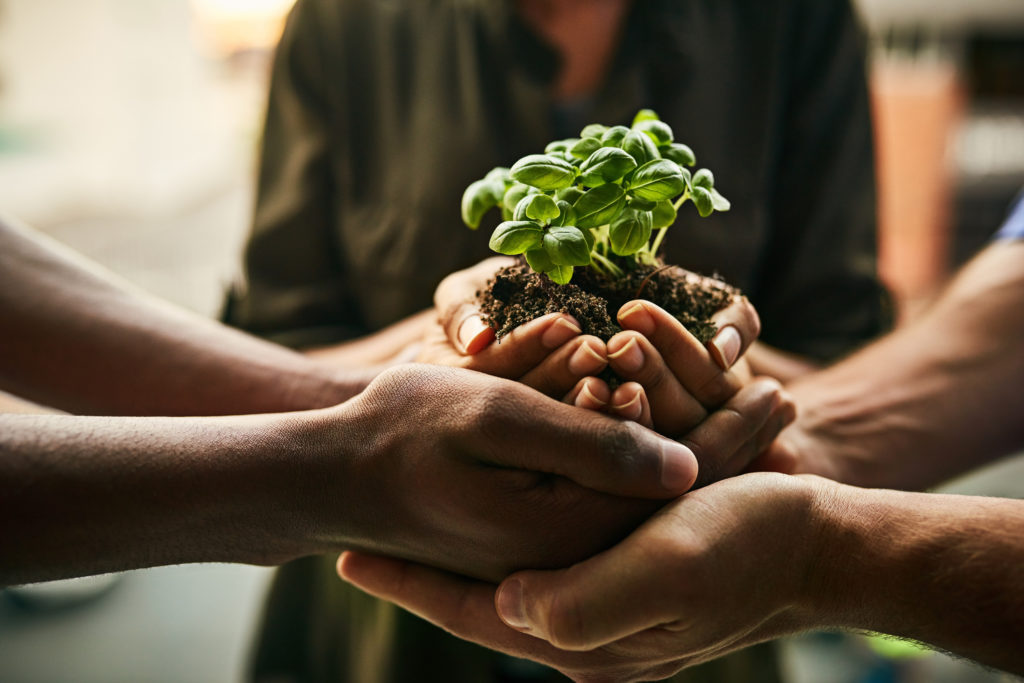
{"left": 635, "top": 119, "right": 674, "bottom": 147}
{"left": 502, "top": 183, "right": 532, "bottom": 215}
{"left": 662, "top": 143, "right": 696, "bottom": 167}
{"left": 691, "top": 186, "right": 714, "bottom": 217}
{"left": 578, "top": 147, "right": 637, "bottom": 187}
{"left": 629, "top": 159, "right": 687, "bottom": 202}
{"left": 709, "top": 187, "right": 731, "bottom": 212}
{"left": 550, "top": 200, "right": 577, "bottom": 227}
{"left": 461, "top": 179, "right": 500, "bottom": 229}
{"left": 627, "top": 196, "right": 657, "bottom": 211}
{"left": 547, "top": 265, "right": 574, "bottom": 285}
{"left": 651, "top": 199, "right": 678, "bottom": 229}
{"left": 510, "top": 154, "right": 577, "bottom": 191}
{"left": 580, "top": 226, "right": 596, "bottom": 250}
{"left": 693, "top": 168, "right": 715, "bottom": 190}
{"left": 523, "top": 193, "right": 560, "bottom": 223}
{"left": 632, "top": 109, "right": 660, "bottom": 125}
{"left": 621, "top": 129, "right": 660, "bottom": 167}
{"left": 545, "top": 138, "right": 578, "bottom": 154}
{"left": 489, "top": 220, "right": 544, "bottom": 255}
{"left": 557, "top": 186, "right": 585, "bottom": 204}
{"left": 580, "top": 123, "right": 608, "bottom": 139}
{"left": 484, "top": 167, "right": 511, "bottom": 185}
{"left": 609, "top": 208, "right": 653, "bottom": 256}
{"left": 569, "top": 136, "right": 603, "bottom": 160}
{"left": 600, "top": 125, "right": 629, "bottom": 147}
{"left": 574, "top": 184, "right": 627, "bottom": 230}
{"left": 543, "top": 226, "right": 592, "bottom": 266}
{"left": 525, "top": 247, "right": 554, "bottom": 272}
{"left": 513, "top": 196, "right": 531, "bottom": 221}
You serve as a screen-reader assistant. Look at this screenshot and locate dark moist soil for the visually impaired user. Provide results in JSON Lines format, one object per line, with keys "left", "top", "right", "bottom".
{"left": 479, "top": 259, "right": 738, "bottom": 346}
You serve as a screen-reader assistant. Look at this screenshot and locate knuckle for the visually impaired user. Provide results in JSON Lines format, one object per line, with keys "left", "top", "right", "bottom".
{"left": 462, "top": 381, "right": 522, "bottom": 441}
{"left": 695, "top": 369, "right": 740, "bottom": 408}
{"left": 596, "top": 421, "right": 646, "bottom": 472}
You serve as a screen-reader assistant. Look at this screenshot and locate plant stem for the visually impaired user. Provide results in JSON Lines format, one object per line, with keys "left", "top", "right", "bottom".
{"left": 591, "top": 251, "right": 623, "bottom": 278}
{"left": 649, "top": 227, "right": 668, "bottom": 259}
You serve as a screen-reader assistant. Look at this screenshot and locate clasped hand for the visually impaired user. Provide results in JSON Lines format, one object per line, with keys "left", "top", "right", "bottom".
{"left": 335, "top": 256, "right": 798, "bottom": 681}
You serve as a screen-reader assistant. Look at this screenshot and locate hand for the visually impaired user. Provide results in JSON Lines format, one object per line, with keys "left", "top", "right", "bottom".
{"left": 602, "top": 272, "right": 760, "bottom": 435}
{"left": 335, "top": 383, "right": 799, "bottom": 680}
{"left": 309, "top": 363, "right": 699, "bottom": 582}
{"left": 419, "top": 257, "right": 609, "bottom": 400}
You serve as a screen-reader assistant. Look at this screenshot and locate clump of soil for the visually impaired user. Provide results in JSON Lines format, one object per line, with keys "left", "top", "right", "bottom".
{"left": 479, "top": 259, "right": 737, "bottom": 345}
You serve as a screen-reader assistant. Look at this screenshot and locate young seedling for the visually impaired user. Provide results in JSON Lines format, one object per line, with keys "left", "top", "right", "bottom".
{"left": 461, "top": 109, "right": 730, "bottom": 285}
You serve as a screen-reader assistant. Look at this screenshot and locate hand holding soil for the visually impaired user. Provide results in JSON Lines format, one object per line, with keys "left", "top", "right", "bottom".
{"left": 451, "top": 109, "right": 794, "bottom": 483}
{"left": 417, "top": 257, "right": 610, "bottom": 401}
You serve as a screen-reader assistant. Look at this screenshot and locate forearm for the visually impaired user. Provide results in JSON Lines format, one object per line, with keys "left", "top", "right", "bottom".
{"left": 806, "top": 479, "right": 1024, "bottom": 673}
{"left": 0, "top": 217, "right": 368, "bottom": 415}
{"left": 785, "top": 242, "right": 1024, "bottom": 489}
{"left": 0, "top": 410, "right": 344, "bottom": 585}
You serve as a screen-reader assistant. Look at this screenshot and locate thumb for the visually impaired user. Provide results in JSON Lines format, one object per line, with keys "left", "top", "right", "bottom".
{"left": 494, "top": 540, "right": 672, "bottom": 651}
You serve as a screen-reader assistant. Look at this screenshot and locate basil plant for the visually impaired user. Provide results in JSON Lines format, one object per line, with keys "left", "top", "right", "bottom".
{"left": 461, "top": 109, "right": 730, "bottom": 285}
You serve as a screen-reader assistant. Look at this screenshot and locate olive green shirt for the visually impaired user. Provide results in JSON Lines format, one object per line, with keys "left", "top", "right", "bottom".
{"left": 224, "top": 0, "right": 890, "bottom": 681}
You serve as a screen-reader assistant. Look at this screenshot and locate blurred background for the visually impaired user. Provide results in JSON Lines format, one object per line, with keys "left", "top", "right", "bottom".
{"left": 0, "top": 0, "right": 1022, "bottom": 681}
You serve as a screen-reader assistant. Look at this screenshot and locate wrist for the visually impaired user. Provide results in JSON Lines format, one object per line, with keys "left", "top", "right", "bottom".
{"left": 252, "top": 400, "right": 377, "bottom": 562}
{"left": 797, "top": 478, "right": 912, "bottom": 633}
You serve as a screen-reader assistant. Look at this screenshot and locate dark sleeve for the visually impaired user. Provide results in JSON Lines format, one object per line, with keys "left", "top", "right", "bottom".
{"left": 754, "top": 0, "right": 893, "bottom": 362}
{"left": 221, "top": 0, "right": 360, "bottom": 348}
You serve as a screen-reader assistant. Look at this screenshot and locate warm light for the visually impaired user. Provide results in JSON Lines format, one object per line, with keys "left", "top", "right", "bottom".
{"left": 190, "top": 0, "right": 297, "bottom": 56}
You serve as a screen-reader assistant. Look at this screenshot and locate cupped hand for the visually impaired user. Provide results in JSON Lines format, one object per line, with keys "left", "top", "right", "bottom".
{"left": 603, "top": 274, "right": 760, "bottom": 435}
{"left": 419, "top": 257, "right": 609, "bottom": 400}
{"left": 316, "top": 363, "right": 699, "bottom": 582}
{"left": 336, "top": 383, "right": 804, "bottom": 682}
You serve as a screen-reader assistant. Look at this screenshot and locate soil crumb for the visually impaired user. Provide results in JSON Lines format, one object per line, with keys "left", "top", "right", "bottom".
{"left": 478, "top": 260, "right": 737, "bottom": 345}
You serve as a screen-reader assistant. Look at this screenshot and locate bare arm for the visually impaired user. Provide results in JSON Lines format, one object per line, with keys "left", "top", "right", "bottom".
{"left": 0, "top": 216, "right": 366, "bottom": 415}
{"left": 1, "top": 363, "right": 702, "bottom": 587}
{"left": 810, "top": 479, "right": 1024, "bottom": 673}
{"left": 339, "top": 473, "right": 1024, "bottom": 679}
{"left": 773, "top": 241, "right": 1024, "bottom": 488}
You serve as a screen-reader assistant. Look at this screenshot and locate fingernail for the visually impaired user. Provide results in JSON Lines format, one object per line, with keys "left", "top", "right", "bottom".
{"left": 457, "top": 316, "right": 491, "bottom": 352}
{"left": 576, "top": 381, "right": 607, "bottom": 408}
{"left": 618, "top": 302, "right": 655, "bottom": 334}
{"left": 496, "top": 579, "right": 531, "bottom": 631}
{"left": 568, "top": 342, "right": 606, "bottom": 376}
{"left": 660, "top": 441, "right": 698, "bottom": 492}
{"left": 541, "top": 316, "right": 582, "bottom": 349}
{"left": 710, "top": 325, "right": 742, "bottom": 369}
{"left": 607, "top": 337, "right": 644, "bottom": 373}
{"left": 611, "top": 391, "right": 643, "bottom": 420}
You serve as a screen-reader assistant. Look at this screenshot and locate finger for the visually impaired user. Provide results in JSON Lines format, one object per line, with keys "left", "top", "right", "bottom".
{"left": 607, "top": 331, "right": 706, "bottom": 434}
{"left": 564, "top": 376, "right": 611, "bottom": 411}
{"left": 337, "top": 552, "right": 608, "bottom": 672}
{"left": 745, "top": 398, "right": 799, "bottom": 474}
{"left": 444, "top": 303, "right": 497, "bottom": 355}
{"left": 494, "top": 540, "right": 675, "bottom": 651}
{"left": 478, "top": 382, "right": 698, "bottom": 497}
{"left": 680, "top": 377, "right": 789, "bottom": 488}
{"left": 519, "top": 336, "right": 607, "bottom": 397}
{"left": 435, "top": 257, "right": 514, "bottom": 355}
{"left": 608, "top": 382, "right": 653, "bottom": 429}
{"left": 617, "top": 300, "right": 742, "bottom": 409}
{"left": 464, "top": 312, "right": 583, "bottom": 379}
{"left": 708, "top": 296, "right": 760, "bottom": 370}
